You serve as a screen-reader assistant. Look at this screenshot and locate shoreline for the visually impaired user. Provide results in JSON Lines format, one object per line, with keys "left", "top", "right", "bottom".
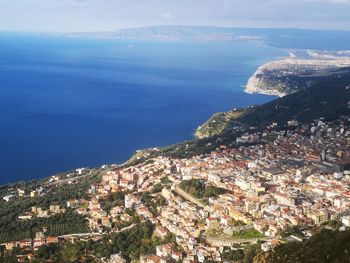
{"left": 0, "top": 57, "right": 287, "bottom": 187}
{"left": 244, "top": 56, "right": 350, "bottom": 97}
{"left": 244, "top": 73, "right": 286, "bottom": 97}
{"left": 244, "top": 58, "right": 289, "bottom": 97}
{"left": 7, "top": 49, "right": 350, "bottom": 187}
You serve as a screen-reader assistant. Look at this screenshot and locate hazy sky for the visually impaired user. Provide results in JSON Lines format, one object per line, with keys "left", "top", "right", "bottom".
{"left": 1, "top": 0, "right": 350, "bottom": 32}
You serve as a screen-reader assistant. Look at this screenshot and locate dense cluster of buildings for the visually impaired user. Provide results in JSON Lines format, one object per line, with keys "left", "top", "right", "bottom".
{"left": 98, "top": 118, "right": 350, "bottom": 262}
{"left": 2, "top": 117, "right": 350, "bottom": 262}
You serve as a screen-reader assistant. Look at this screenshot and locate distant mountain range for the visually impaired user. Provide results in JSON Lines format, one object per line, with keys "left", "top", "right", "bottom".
{"left": 62, "top": 25, "right": 264, "bottom": 43}
{"left": 58, "top": 25, "right": 350, "bottom": 50}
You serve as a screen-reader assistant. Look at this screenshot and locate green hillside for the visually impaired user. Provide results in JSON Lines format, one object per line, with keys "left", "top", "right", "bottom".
{"left": 126, "top": 73, "right": 350, "bottom": 165}
{"left": 240, "top": 74, "right": 350, "bottom": 127}
{"left": 254, "top": 229, "right": 350, "bottom": 263}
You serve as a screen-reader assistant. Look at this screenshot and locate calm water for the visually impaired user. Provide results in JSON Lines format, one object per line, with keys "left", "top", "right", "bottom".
{"left": 0, "top": 33, "right": 286, "bottom": 184}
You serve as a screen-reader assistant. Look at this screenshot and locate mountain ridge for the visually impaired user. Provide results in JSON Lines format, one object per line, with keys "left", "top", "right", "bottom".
{"left": 57, "top": 25, "right": 350, "bottom": 50}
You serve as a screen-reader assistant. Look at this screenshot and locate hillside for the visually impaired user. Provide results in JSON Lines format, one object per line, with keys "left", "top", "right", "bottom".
{"left": 125, "top": 73, "right": 350, "bottom": 167}
{"left": 195, "top": 73, "right": 350, "bottom": 139}
{"left": 245, "top": 59, "right": 350, "bottom": 97}
{"left": 194, "top": 109, "right": 247, "bottom": 139}
{"left": 254, "top": 229, "right": 350, "bottom": 263}
{"left": 240, "top": 73, "right": 350, "bottom": 126}
{"left": 126, "top": 73, "right": 350, "bottom": 165}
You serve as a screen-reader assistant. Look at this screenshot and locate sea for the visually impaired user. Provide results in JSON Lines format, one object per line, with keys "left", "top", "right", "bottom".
{"left": 0, "top": 33, "right": 287, "bottom": 184}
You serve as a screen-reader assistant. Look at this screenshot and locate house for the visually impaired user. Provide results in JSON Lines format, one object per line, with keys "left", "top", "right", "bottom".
{"left": 265, "top": 226, "right": 278, "bottom": 237}
{"left": 171, "top": 251, "right": 183, "bottom": 261}
{"left": 229, "top": 209, "right": 252, "bottom": 224}
{"left": 108, "top": 253, "right": 127, "bottom": 263}
{"left": 46, "top": 236, "right": 59, "bottom": 244}
{"left": 156, "top": 243, "right": 175, "bottom": 258}
{"left": 261, "top": 240, "right": 281, "bottom": 252}
{"left": 342, "top": 215, "right": 350, "bottom": 227}
{"left": 125, "top": 194, "right": 139, "bottom": 208}
{"left": 220, "top": 215, "right": 232, "bottom": 226}
{"left": 155, "top": 225, "right": 169, "bottom": 239}
{"left": 30, "top": 190, "right": 38, "bottom": 198}
{"left": 67, "top": 199, "right": 79, "bottom": 208}
{"left": 4, "top": 241, "right": 15, "bottom": 250}
{"left": 208, "top": 173, "right": 221, "bottom": 184}
{"left": 3, "top": 195, "right": 15, "bottom": 202}
{"left": 309, "top": 210, "right": 328, "bottom": 225}
{"left": 18, "top": 239, "right": 32, "bottom": 249}
{"left": 17, "top": 189, "right": 26, "bottom": 197}
{"left": 33, "top": 238, "right": 45, "bottom": 250}
{"left": 141, "top": 255, "right": 162, "bottom": 263}
{"left": 206, "top": 217, "right": 219, "bottom": 228}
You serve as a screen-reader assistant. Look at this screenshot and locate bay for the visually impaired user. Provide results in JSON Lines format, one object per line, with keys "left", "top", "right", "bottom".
{"left": 0, "top": 34, "right": 286, "bottom": 184}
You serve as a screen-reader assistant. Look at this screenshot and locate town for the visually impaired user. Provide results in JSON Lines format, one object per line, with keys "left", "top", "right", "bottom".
{"left": 1, "top": 116, "right": 350, "bottom": 262}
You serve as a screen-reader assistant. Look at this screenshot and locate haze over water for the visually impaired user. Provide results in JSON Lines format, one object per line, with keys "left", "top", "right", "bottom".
{"left": 0, "top": 34, "right": 286, "bottom": 184}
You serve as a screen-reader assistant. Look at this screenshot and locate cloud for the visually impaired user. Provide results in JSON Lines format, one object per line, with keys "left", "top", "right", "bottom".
{"left": 330, "top": 0, "right": 350, "bottom": 3}
{"left": 0, "top": 0, "right": 349, "bottom": 32}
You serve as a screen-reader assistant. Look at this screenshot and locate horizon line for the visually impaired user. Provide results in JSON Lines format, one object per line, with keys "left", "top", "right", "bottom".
{"left": 1, "top": 24, "right": 350, "bottom": 34}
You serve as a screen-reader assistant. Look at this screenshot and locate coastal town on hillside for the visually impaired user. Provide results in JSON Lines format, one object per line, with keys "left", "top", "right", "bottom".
{"left": 1, "top": 115, "right": 350, "bottom": 262}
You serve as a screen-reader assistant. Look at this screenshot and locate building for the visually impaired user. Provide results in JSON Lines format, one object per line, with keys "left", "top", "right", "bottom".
{"left": 17, "top": 189, "right": 26, "bottom": 197}
{"left": 274, "top": 193, "right": 296, "bottom": 206}
{"left": 108, "top": 254, "right": 127, "bottom": 263}
{"left": 342, "top": 215, "right": 350, "bottom": 227}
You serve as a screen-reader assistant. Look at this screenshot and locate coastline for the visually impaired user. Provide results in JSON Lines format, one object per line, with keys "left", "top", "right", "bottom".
{"left": 244, "top": 59, "right": 289, "bottom": 97}
{"left": 244, "top": 56, "right": 350, "bottom": 97}
{"left": 0, "top": 36, "right": 286, "bottom": 185}
{"left": 0, "top": 56, "right": 288, "bottom": 187}
{"left": 3, "top": 54, "right": 345, "bottom": 186}
{"left": 244, "top": 71, "right": 286, "bottom": 97}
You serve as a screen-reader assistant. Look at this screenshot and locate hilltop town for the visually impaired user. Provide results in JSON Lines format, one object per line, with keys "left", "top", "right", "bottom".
{"left": 0, "top": 111, "right": 349, "bottom": 262}
{"left": 0, "top": 57, "right": 349, "bottom": 263}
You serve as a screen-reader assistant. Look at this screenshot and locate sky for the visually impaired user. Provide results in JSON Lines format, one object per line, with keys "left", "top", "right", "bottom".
{"left": 0, "top": 0, "right": 350, "bottom": 32}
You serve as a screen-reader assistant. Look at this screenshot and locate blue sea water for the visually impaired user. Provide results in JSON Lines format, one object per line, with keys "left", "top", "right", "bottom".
{"left": 0, "top": 33, "right": 287, "bottom": 184}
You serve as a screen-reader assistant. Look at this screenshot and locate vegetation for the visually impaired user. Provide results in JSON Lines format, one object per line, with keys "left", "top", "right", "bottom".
{"left": 0, "top": 173, "right": 99, "bottom": 243}
{"left": 29, "top": 221, "right": 171, "bottom": 262}
{"left": 254, "top": 229, "right": 350, "bottom": 263}
{"left": 100, "top": 191, "right": 126, "bottom": 212}
{"left": 222, "top": 244, "right": 261, "bottom": 263}
{"left": 179, "top": 179, "right": 226, "bottom": 199}
{"left": 141, "top": 192, "right": 166, "bottom": 215}
{"left": 239, "top": 73, "right": 350, "bottom": 127}
{"left": 195, "top": 109, "right": 247, "bottom": 139}
{"left": 0, "top": 210, "right": 89, "bottom": 243}
{"left": 125, "top": 73, "right": 350, "bottom": 170}
{"left": 222, "top": 249, "right": 245, "bottom": 262}
{"left": 1, "top": 67, "right": 349, "bottom": 262}
{"left": 280, "top": 225, "right": 304, "bottom": 239}
{"left": 0, "top": 246, "right": 20, "bottom": 263}
{"left": 232, "top": 228, "right": 265, "bottom": 239}
{"left": 160, "top": 176, "right": 172, "bottom": 185}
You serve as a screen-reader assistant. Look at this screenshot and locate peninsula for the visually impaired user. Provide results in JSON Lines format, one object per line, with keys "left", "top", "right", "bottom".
{"left": 245, "top": 57, "right": 350, "bottom": 97}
